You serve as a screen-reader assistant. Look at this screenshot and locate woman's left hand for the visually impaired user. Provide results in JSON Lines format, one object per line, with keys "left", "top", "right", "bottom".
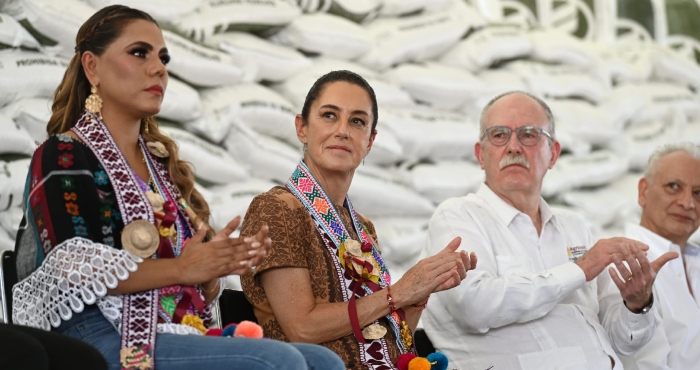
{"left": 391, "top": 237, "right": 477, "bottom": 306}
{"left": 211, "top": 217, "right": 271, "bottom": 276}
{"left": 241, "top": 222, "right": 271, "bottom": 275}
{"left": 432, "top": 240, "right": 477, "bottom": 293}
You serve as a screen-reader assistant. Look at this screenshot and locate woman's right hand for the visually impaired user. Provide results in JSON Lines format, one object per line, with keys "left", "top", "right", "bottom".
{"left": 392, "top": 237, "right": 477, "bottom": 306}
{"left": 175, "top": 216, "right": 266, "bottom": 286}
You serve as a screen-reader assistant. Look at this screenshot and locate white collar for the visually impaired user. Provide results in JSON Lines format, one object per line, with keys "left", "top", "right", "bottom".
{"left": 476, "top": 183, "right": 554, "bottom": 228}
{"left": 624, "top": 223, "right": 681, "bottom": 258}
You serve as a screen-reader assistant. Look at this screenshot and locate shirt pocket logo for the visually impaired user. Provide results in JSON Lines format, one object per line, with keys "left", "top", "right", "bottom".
{"left": 567, "top": 246, "right": 587, "bottom": 262}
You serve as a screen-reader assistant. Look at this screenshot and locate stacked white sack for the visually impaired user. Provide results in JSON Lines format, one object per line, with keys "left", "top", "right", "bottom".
{"left": 208, "top": 32, "right": 311, "bottom": 82}
{"left": 380, "top": 107, "right": 479, "bottom": 162}
{"left": 0, "top": 12, "right": 40, "bottom": 49}
{"left": 162, "top": 30, "right": 252, "bottom": 87}
{"left": 358, "top": 0, "right": 485, "bottom": 71}
{"left": 348, "top": 169, "right": 435, "bottom": 219}
{"left": 0, "top": 51, "right": 67, "bottom": 107}
{"left": 85, "top": 0, "right": 203, "bottom": 23}
{"left": 386, "top": 63, "right": 486, "bottom": 110}
{"left": 371, "top": 216, "right": 429, "bottom": 273}
{"left": 159, "top": 125, "right": 248, "bottom": 185}
{"left": 558, "top": 173, "right": 643, "bottom": 229}
{"left": 224, "top": 119, "right": 299, "bottom": 184}
{"left": 204, "top": 83, "right": 299, "bottom": 147}
{"left": 0, "top": 113, "right": 36, "bottom": 156}
{"left": 296, "top": 0, "right": 381, "bottom": 23}
{"left": 9, "top": 0, "right": 94, "bottom": 57}
{"left": 440, "top": 23, "right": 533, "bottom": 71}
{"left": 0, "top": 98, "right": 52, "bottom": 143}
{"left": 0, "top": 158, "right": 30, "bottom": 211}
{"left": 158, "top": 77, "right": 203, "bottom": 123}
{"left": 173, "top": 0, "right": 301, "bottom": 42}
{"left": 207, "top": 179, "right": 278, "bottom": 232}
{"left": 542, "top": 151, "right": 629, "bottom": 198}
{"left": 272, "top": 57, "right": 415, "bottom": 110}
{"left": 269, "top": 13, "right": 373, "bottom": 60}
{"left": 409, "top": 161, "right": 484, "bottom": 205}
{"left": 0, "top": 206, "right": 21, "bottom": 239}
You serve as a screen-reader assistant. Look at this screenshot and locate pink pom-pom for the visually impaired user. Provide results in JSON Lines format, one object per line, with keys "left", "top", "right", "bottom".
{"left": 234, "top": 320, "right": 264, "bottom": 338}
{"left": 205, "top": 328, "right": 223, "bottom": 337}
{"left": 396, "top": 353, "right": 417, "bottom": 370}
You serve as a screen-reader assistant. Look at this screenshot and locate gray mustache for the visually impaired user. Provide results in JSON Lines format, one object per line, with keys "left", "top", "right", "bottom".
{"left": 499, "top": 154, "right": 530, "bottom": 170}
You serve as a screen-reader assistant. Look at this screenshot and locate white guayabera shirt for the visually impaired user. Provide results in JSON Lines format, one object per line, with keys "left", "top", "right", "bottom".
{"left": 618, "top": 224, "right": 700, "bottom": 370}
{"left": 421, "top": 184, "right": 658, "bottom": 370}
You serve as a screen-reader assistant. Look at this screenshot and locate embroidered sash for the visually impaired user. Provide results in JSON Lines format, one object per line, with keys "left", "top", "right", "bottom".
{"left": 286, "top": 161, "right": 405, "bottom": 370}
{"left": 72, "top": 111, "right": 202, "bottom": 369}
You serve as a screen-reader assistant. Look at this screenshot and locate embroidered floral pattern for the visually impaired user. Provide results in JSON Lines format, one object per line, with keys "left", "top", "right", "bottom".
{"left": 120, "top": 344, "right": 153, "bottom": 370}
{"left": 65, "top": 202, "right": 79, "bottom": 215}
{"left": 74, "top": 225, "right": 88, "bottom": 236}
{"left": 60, "top": 176, "right": 75, "bottom": 190}
{"left": 57, "top": 142, "right": 73, "bottom": 151}
{"left": 100, "top": 205, "right": 112, "bottom": 223}
{"left": 57, "top": 134, "right": 73, "bottom": 143}
{"left": 58, "top": 153, "right": 74, "bottom": 168}
{"left": 94, "top": 170, "right": 108, "bottom": 185}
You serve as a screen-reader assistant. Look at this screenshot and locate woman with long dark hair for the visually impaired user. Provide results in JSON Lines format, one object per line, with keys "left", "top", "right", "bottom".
{"left": 11, "top": 5, "right": 343, "bottom": 370}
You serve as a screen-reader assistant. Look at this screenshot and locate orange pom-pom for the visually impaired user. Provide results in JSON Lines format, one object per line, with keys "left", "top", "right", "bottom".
{"left": 234, "top": 320, "right": 264, "bottom": 338}
{"left": 408, "top": 357, "right": 431, "bottom": 370}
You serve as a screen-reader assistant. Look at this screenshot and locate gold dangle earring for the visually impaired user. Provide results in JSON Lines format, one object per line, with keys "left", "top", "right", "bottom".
{"left": 85, "top": 85, "right": 103, "bottom": 119}
{"left": 143, "top": 118, "right": 150, "bottom": 134}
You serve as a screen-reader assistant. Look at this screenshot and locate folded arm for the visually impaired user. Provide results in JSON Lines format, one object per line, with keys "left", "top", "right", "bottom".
{"left": 426, "top": 206, "right": 586, "bottom": 333}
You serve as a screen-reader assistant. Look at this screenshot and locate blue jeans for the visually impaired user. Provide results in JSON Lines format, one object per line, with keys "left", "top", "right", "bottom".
{"left": 56, "top": 307, "right": 344, "bottom": 370}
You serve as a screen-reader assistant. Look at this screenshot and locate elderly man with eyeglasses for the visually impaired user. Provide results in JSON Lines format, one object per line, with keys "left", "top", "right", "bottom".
{"left": 420, "top": 91, "right": 678, "bottom": 370}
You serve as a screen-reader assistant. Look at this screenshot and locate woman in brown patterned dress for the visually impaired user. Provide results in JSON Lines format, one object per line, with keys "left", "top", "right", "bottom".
{"left": 240, "top": 70, "right": 478, "bottom": 370}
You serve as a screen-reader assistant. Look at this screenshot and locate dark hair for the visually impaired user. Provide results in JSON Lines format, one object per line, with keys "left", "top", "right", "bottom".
{"left": 46, "top": 5, "right": 211, "bottom": 230}
{"left": 300, "top": 70, "right": 379, "bottom": 134}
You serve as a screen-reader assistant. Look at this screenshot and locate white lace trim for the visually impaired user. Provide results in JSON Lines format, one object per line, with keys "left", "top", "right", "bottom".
{"left": 12, "top": 237, "right": 142, "bottom": 330}
{"left": 157, "top": 323, "right": 204, "bottom": 336}
{"left": 96, "top": 294, "right": 124, "bottom": 331}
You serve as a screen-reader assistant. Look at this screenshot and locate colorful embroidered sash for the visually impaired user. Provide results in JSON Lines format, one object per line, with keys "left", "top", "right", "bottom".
{"left": 141, "top": 153, "right": 208, "bottom": 324}
{"left": 286, "top": 161, "right": 405, "bottom": 370}
{"left": 72, "top": 111, "right": 202, "bottom": 369}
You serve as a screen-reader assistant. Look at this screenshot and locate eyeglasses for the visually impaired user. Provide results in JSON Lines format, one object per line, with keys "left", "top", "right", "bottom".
{"left": 480, "top": 126, "right": 554, "bottom": 147}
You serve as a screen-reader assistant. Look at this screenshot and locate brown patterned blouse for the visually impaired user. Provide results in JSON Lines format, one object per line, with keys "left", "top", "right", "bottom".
{"left": 240, "top": 186, "right": 401, "bottom": 369}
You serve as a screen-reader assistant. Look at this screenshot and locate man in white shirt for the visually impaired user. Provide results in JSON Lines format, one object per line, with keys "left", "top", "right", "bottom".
{"left": 618, "top": 143, "right": 700, "bottom": 369}
{"left": 422, "top": 91, "right": 678, "bottom": 370}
